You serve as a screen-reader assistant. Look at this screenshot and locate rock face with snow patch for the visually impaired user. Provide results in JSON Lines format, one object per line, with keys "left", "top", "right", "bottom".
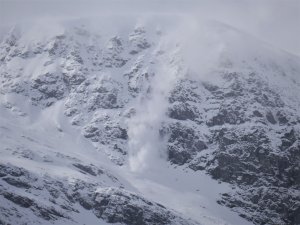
{"left": 0, "top": 163, "right": 197, "bottom": 225}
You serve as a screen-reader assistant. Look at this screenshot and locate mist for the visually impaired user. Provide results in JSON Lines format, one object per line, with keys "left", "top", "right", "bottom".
{"left": 1, "top": 0, "right": 299, "bottom": 55}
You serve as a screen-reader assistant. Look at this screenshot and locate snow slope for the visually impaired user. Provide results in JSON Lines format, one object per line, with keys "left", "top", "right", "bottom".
{"left": 0, "top": 92, "right": 252, "bottom": 225}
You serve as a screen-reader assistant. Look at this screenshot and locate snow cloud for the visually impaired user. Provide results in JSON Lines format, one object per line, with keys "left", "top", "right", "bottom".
{"left": 127, "top": 38, "right": 185, "bottom": 171}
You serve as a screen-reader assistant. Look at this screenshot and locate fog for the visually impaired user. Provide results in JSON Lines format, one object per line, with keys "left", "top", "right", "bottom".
{"left": 1, "top": 0, "right": 299, "bottom": 55}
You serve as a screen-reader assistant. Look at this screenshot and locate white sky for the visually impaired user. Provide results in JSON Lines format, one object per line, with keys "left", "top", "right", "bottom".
{"left": 0, "top": 0, "right": 299, "bottom": 56}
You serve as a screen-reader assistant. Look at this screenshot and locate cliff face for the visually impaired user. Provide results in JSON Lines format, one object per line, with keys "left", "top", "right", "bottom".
{"left": 0, "top": 18, "right": 299, "bottom": 225}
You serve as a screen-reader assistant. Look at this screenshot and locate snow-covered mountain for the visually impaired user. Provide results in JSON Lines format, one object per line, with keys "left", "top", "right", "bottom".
{"left": 0, "top": 16, "right": 299, "bottom": 225}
